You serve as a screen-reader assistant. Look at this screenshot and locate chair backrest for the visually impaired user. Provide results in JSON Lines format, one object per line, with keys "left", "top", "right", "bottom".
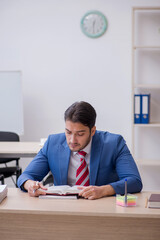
{"left": 0, "top": 132, "right": 19, "bottom": 142}
{"left": 0, "top": 132, "right": 20, "bottom": 163}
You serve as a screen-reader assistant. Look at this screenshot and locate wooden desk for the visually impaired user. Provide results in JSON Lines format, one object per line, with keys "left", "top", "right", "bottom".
{"left": 0, "top": 142, "right": 41, "bottom": 158}
{"left": 0, "top": 189, "right": 160, "bottom": 240}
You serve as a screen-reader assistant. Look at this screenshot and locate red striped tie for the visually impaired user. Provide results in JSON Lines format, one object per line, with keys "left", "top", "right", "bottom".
{"left": 76, "top": 151, "right": 89, "bottom": 186}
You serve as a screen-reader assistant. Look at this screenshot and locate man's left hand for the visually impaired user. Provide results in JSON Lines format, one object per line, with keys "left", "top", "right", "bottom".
{"left": 78, "top": 185, "right": 115, "bottom": 200}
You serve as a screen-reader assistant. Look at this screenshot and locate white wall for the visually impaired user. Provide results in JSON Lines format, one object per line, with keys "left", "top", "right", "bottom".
{"left": 0, "top": 0, "right": 160, "bottom": 189}
{"left": 0, "top": 71, "right": 24, "bottom": 134}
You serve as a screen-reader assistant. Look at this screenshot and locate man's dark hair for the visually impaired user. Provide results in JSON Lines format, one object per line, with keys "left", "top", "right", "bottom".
{"left": 64, "top": 101, "right": 97, "bottom": 130}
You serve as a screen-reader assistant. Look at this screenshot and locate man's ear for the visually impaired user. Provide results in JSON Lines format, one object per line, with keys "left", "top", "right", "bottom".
{"left": 91, "top": 126, "right": 96, "bottom": 137}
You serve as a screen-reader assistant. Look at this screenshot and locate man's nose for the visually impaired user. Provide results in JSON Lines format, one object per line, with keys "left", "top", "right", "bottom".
{"left": 70, "top": 134, "right": 77, "bottom": 142}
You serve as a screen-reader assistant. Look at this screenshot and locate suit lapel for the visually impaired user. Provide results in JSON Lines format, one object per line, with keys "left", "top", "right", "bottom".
{"left": 90, "top": 132, "right": 102, "bottom": 185}
{"left": 59, "top": 139, "right": 71, "bottom": 185}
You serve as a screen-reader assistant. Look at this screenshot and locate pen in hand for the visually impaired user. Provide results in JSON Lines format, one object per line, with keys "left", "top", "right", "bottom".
{"left": 33, "top": 181, "right": 39, "bottom": 194}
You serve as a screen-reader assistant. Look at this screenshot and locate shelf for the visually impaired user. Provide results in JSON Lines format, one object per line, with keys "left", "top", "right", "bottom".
{"left": 134, "top": 84, "right": 160, "bottom": 89}
{"left": 132, "top": 7, "right": 160, "bottom": 190}
{"left": 133, "top": 7, "right": 160, "bottom": 11}
{"left": 134, "top": 123, "right": 160, "bottom": 127}
{"left": 133, "top": 46, "right": 160, "bottom": 49}
{"left": 135, "top": 160, "right": 160, "bottom": 166}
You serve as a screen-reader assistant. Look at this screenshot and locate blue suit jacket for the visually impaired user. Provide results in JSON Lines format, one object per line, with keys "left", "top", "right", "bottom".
{"left": 17, "top": 131, "right": 142, "bottom": 194}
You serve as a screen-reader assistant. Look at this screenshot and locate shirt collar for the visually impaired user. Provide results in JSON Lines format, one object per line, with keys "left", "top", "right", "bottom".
{"left": 72, "top": 138, "right": 92, "bottom": 156}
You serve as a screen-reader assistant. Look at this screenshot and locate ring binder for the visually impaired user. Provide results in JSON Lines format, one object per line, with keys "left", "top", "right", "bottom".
{"left": 134, "top": 94, "right": 141, "bottom": 123}
{"left": 134, "top": 94, "right": 150, "bottom": 124}
{"left": 141, "top": 94, "right": 150, "bottom": 124}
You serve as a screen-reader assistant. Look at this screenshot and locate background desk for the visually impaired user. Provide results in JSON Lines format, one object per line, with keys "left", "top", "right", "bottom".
{"left": 0, "top": 189, "right": 160, "bottom": 240}
{"left": 0, "top": 142, "right": 41, "bottom": 158}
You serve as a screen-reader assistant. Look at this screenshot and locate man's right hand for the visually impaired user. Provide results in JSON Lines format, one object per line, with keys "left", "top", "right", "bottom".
{"left": 23, "top": 180, "right": 48, "bottom": 197}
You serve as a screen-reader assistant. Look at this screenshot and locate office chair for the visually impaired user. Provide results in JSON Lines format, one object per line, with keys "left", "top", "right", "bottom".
{"left": 0, "top": 132, "right": 22, "bottom": 187}
{"left": 43, "top": 172, "right": 54, "bottom": 186}
{"left": 0, "top": 174, "right": 4, "bottom": 184}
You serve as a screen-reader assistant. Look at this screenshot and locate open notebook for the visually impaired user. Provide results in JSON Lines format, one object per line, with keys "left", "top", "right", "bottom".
{"left": 39, "top": 185, "right": 81, "bottom": 199}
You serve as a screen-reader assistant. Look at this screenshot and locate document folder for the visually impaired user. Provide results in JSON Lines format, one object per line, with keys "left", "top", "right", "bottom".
{"left": 141, "top": 94, "right": 150, "bottom": 124}
{"left": 134, "top": 94, "right": 141, "bottom": 123}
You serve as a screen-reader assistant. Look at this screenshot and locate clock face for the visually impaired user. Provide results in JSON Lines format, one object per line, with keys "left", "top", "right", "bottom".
{"left": 81, "top": 11, "right": 108, "bottom": 38}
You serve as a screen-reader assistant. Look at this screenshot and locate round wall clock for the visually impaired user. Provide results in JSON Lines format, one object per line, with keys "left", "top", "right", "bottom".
{"left": 81, "top": 11, "right": 108, "bottom": 38}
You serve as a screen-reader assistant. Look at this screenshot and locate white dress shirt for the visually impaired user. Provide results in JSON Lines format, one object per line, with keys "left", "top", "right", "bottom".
{"left": 67, "top": 139, "right": 92, "bottom": 186}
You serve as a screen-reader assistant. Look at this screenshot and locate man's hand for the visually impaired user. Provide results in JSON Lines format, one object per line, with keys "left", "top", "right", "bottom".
{"left": 78, "top": 185, "right": 115, "bottom": 200}
{"left": 23, "top": 180, "right": 48, "bottom": 197}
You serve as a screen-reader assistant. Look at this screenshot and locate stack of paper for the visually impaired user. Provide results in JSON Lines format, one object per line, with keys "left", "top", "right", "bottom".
{"left": 39, "top": 195, "right": 78, "bottom": 199}
{"left": 116, "top": 194, "right": 137, "bottom": 207}
{"left": 0, "top": 185, "right": 8, "bottom": 204}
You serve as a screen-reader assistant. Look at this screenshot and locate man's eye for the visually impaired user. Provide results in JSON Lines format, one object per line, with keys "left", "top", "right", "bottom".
{"left": 78, "top": 133, "right": 84, "bottom": 136}
{"left": 66, "top": 131, "right": 71, "bottom": 135}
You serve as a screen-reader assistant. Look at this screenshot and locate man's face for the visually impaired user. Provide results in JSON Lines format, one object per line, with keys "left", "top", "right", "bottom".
{"left": 65, "top": 120, "right": 96, "bottom": 152}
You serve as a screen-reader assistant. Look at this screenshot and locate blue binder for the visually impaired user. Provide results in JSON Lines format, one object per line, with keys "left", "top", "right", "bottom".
{"left": 134, "top": 94, "right": 141, "bottom": 124}
{"left": 141, "top": 94, "right": 150, "bottom": 124}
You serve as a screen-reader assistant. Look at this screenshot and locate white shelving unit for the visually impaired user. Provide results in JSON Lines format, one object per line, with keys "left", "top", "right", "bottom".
{"left": 132, "top": 7, "right": 160, "bottom": 168}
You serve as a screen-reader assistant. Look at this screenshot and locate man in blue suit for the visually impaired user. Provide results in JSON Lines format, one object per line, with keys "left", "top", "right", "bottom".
{"left": 18, "top": 101, "right": 142, "bottom": 199}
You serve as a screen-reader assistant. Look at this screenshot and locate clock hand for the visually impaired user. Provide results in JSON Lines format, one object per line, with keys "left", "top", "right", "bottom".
{"left": 92, "top": 20, "right": 96, "bottom": 34}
